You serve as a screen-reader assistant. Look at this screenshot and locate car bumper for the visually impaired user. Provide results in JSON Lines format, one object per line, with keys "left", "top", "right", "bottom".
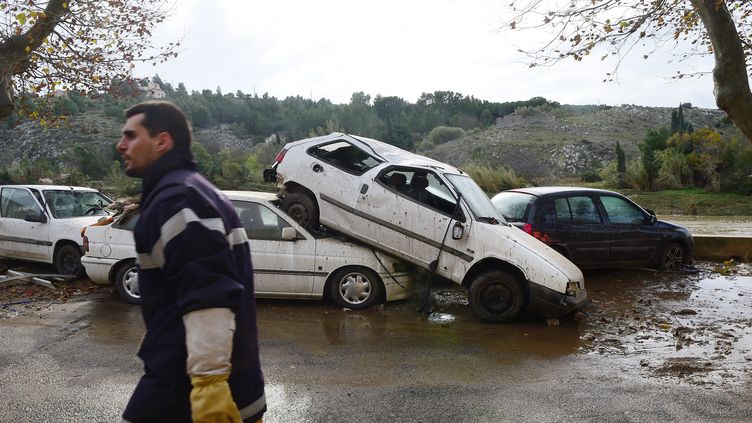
{"left": 380, "top": 272, "right": 414, "bottom": 301}
{"left": 81, "top": 256, "right": 116, "bottom": 285}
{"left": 526, "top": 283, "right": 588, "bottom": 318}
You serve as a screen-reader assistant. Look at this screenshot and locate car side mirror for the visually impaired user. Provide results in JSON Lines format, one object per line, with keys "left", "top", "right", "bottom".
{"left": 646, "top": 214, "right": 657, "bottom": 224}
{"left": 281, "top": 226, "right": 297, "bottom": 240}
{"left": 451, "top": 221, "right": 464, "bottom": 240}
{"left": 24, "top": 211, "right": 46, "bottom": 223}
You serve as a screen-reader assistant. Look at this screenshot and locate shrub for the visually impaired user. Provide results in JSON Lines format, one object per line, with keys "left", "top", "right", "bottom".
{"left": 426, "top": 126, "right": 465, "bottom": 145}
{"left": 462, "top": 163, "right": 525, "bottom": 194}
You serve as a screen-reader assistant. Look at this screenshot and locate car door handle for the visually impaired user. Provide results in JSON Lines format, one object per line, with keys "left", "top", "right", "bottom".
{"left": 360, "top": 184, "right": 369, "bottom": 194}
{"left": 312, "top": 164, "right": 323, "bottom": 173}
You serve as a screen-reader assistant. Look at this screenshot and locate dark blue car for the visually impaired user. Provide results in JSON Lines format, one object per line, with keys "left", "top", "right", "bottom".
{"left": 491, "top": 187, "right": 694, "bottom": 270}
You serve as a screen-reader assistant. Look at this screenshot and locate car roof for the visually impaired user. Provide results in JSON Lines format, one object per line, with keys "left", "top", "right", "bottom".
{"left": 222, "top": 190, "right": 278, "bottom": 202}
{"left": 0, "top": 184, "right": 100, "bottom": 191}
{"left": 284, "top": 132, "right": 465, "bottom": 175}
{"left": 503, "top": 186, "right": 622, "bottom": 197}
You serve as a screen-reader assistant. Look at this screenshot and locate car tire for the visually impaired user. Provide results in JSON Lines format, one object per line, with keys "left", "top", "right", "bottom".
{"left": 54, "top": 244, "right": 85, "bottom": 278}
{"left": 281, "top": 192, "right": 319, "bottom": 230}
{"left": 115, "top": 260, "right": 140, "bottom": 305}
{"left": 468, "top": 270, "right": 525, "bottom": 323}
{"left": 658, "top": 242, "right": 684, "bottom": 271}
{"left": 329, "top": 267, "right": 383, "bottom": 309}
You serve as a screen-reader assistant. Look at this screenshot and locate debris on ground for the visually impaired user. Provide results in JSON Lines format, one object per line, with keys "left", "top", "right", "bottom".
{"left": 0, "top": 263, "right": 110, "bottom": 319}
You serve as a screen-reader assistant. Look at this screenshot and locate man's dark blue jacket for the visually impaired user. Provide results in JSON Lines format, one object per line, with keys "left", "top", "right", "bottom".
{"left": 123, "top": 149, "right": 265, "bottom": 423}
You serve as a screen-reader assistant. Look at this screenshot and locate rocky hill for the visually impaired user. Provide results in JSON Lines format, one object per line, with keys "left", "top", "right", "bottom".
{"left": 425, "top": 104, "right": 734, "bottom": 182}
{"left": 0, "top": 104, "right": 736, "bottom": 183}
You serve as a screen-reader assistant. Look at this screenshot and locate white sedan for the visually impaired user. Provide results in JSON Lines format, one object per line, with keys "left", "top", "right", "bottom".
{"left": 81, "top": 191, "right": 414, "bottom": 308}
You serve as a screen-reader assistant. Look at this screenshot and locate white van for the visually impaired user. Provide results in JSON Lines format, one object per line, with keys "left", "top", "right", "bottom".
{"left": 264, "top": 133, "right": 588, "bottom": 322}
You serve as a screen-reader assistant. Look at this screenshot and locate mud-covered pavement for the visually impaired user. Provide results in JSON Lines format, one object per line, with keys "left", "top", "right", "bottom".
{"left": 0, "top": 260, "right": 750, "bottom": 422}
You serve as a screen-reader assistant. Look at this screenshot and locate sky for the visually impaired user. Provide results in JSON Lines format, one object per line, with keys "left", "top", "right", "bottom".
{"left": 134, "top": 0, "right": 719, "bottom": 108}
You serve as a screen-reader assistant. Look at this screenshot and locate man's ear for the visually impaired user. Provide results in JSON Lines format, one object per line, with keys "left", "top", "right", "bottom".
{"left": 156, "top": 132, "right": 174, "bottom": 153}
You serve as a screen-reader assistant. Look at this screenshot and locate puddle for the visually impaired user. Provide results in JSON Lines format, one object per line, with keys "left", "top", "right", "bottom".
{"left": 580, "top": 267, "right": 752, "bottom": 386}
{"left": 427, "top": 312, "right": 455, "bottom": 325}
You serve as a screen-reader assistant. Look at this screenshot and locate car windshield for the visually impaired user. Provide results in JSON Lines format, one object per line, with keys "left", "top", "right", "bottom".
{"left": 445, "top": 174, "right": 503, "bottom": 223}
{"left": 491, "top": 192, "right": 535, "bottom": 222}
{"left": 43, "top": 190, "right": 112, "bottom": 218}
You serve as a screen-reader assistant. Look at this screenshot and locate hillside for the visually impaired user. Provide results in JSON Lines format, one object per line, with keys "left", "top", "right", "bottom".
{"left": 425, "top": 104, "right": 734, "bottom": 182}
{"left": 0, "top": 103, "right": 736, "bottom": 184}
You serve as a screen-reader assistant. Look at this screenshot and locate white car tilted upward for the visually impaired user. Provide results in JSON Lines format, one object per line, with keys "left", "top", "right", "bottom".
{"left": 264, "top": 132, "right": 588, "bottom": 322}
{"left": 81, "top": 191, "right": 413, "bottom": 308}
{"left": 0, "top": 184, "right": 112, "bottom": 276}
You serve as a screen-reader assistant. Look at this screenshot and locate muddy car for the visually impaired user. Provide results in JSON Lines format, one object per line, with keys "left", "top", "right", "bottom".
{"left": 0, "top": 184, "right": 112, "bottom": 276}
{"left": 491, "top": 187, "right": 694, "bottom": 270}
{"left": 82, "top": 191, "right": 414, "bottom": 308}
{"left": 264, "top": 133, "right": 587, "bottom": 322}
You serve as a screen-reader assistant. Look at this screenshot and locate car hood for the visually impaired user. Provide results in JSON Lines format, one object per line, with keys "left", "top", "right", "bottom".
{"left": 478, "top": 222, "right": 584, "bottom": 284}
{"left": 58, "top": 216, "right": 110, "bottom": 231}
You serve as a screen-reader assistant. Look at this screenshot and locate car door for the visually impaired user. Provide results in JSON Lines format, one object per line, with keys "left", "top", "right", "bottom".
{"left": 303, "top": 139, "right": 383, "bottom": 234}
{"left": 534, "top": 195, "right": 610, "bottom": 265}
{"left": 0, "top": 187, "right": 50, "bottom": 261}
{"left": 598, "top": 194, "right": 662, "bottom": 264}
{"left": 352, "top": 166, "right": 470, "bottom": 274}
{"left": 233, "top": 199, "right": 316, "bottom": 297}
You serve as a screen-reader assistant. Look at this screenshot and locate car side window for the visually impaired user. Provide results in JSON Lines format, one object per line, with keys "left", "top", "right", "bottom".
{"left": 1, "top": 188, "right": 41, "bottom": 220}
{"left": 545, "top": 196, "right": 600, "bottom": 224}
{"left": 568, "top": 196, "right": 601, "bottom": 223}
{"left": 379, "top": 168, "right": 457, "bottom": 216}
{"left": 233, "top": 201, "right": 293, "bottom": 241}
{"left": 600, "top": 195, "right": 645, "bottom": 225}
{"left": 308, "top": 140, "right": 381, "bottom": 175}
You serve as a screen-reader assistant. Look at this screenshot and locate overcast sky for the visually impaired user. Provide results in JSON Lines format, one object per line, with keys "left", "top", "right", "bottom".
{"left": 135, "top": 0, "right": 719, "bottom": 108}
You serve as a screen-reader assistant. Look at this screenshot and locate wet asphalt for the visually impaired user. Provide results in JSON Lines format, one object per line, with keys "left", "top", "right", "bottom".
{"left": 0, "top": 262, "right": 750, "bottom": 422}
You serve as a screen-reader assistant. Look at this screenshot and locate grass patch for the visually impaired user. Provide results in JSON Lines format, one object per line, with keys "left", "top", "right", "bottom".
{"left": 624, "top": 188, "right": 752, "bottom": 216}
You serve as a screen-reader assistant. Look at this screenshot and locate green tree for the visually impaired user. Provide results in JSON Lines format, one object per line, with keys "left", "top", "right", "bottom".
{"left": 0, "top": 0, "right": 179, "bottom": 120}
{"left": 616, "top": 141, "right": 626, "bottom": 187}
{"left": 504, "top": 0, "right": 752, "bottom": 142}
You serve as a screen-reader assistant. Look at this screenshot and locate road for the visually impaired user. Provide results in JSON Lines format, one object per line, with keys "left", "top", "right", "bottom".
{"left": 0, "top": 262, "right": 750, "bottom": 422}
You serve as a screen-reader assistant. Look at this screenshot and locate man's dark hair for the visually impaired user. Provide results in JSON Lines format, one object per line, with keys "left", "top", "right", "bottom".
{"left": 125, "top": 101, "right": 192, "bottom": 149}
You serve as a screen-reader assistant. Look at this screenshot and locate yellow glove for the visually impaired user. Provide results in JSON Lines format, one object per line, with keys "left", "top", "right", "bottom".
{"left": 190, "top": 373, "right": 242, "bottom": 423}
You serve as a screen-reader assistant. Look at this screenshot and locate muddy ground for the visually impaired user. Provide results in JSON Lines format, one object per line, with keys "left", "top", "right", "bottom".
{"left": 2, "top": 258, "right": 750, "bottom": 391}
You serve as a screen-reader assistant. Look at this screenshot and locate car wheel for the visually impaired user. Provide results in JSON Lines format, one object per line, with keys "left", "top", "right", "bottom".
{"left": 329, "top": 267, "right": 383, "bottom": 309}
{"left": 115, "top": 261, "right": 140, "bottom": 305}
{"left": 281, "top": 192, "right": 319, "bottom": 230}
{"left": 468, "top": 270, "right": 525, "bottom": 323}
{"left": 659, "top": 242, "right": 684, "bottom": 271}
{"left": 54, "top": 244, "right": 85, "bottom": 278}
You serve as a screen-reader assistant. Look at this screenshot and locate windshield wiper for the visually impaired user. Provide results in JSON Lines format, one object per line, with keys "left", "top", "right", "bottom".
{"left": 477, "top": 216, "right": 500, "bottom": 224}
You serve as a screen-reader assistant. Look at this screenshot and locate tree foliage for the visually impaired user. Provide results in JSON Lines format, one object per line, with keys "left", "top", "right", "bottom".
{"left": 0, "top": 0, "right": 179, "bottom": 119}
{"left": 504, "top": 0, "right": 752, "bottom": 141}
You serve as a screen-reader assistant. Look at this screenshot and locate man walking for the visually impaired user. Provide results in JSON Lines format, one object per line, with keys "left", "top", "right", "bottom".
{"left": 117, "top": 101, "right": 266, "bottom": 422}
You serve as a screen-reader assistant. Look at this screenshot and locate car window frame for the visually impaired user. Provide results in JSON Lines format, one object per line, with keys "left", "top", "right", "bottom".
{"left": 598, "top": 194, "right": 649, "bottom": 225}
{"left": 232, "top": 199, "right": 304, "bottom": 242}
{"left": 375, "top": 165, "right": 460, "bottom": 218}
{"left": 306, "top": 139, "right": 383, "bottom": 176}
{"left": 0, "top": 187, "right": 43, "bottom": 220}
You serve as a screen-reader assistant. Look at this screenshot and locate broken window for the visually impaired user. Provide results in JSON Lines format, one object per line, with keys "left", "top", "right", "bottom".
{"left": 307, "top": 140, "right": 381, "bottom": 175}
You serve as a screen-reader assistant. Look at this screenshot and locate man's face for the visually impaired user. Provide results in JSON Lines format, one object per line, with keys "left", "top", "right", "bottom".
{"left": 117, "top": 113, "right": 167, "bottom": 178}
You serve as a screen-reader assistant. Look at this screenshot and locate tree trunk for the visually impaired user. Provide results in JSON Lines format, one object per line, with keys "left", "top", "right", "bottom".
{"left": 692, "top": 0, "right": 752, "bottom": 141}
{"left": 0, "top": 0, "right": 69, "bottom": 119}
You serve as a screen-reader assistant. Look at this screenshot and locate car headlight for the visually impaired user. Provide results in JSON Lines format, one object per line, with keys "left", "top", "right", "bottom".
{"left": 566, "top": 282, "right": 581, "bottom": 296}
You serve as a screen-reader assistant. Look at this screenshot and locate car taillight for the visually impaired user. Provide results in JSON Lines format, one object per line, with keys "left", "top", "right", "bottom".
{"left": 522, "top": 223, "right": 533, "bottom": 235}
{"left": 274, "top": 148, "right": 288, "bottom": 164}
{"left": 82, "top": 233, "right": 89, "bottom": 252}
